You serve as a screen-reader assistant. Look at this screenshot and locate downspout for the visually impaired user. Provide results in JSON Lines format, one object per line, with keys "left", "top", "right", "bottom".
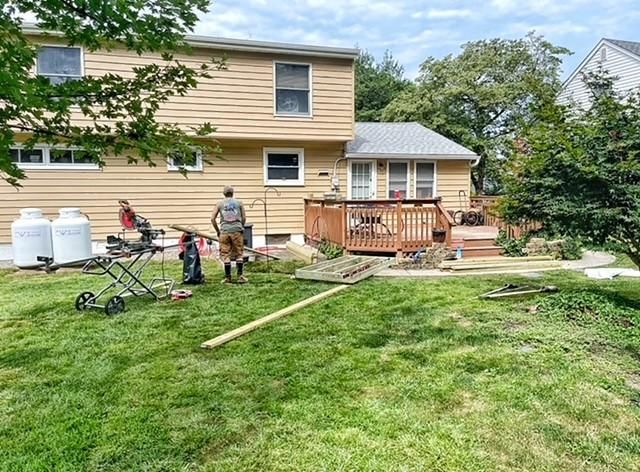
{"left": 329, "top": 144, "right": 349, "bottom": 194}
{"left": 470, "top": 155, "right": 481, "bottom": 167}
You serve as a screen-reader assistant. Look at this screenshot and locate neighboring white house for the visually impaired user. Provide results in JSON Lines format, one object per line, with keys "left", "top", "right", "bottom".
{"left": 559, "top": 38, "right": 640, "bottom": 108}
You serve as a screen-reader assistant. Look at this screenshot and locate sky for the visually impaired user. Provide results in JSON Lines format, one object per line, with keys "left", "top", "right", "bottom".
{"left": 194, "top": 0, "right": 640, "bottom": 80}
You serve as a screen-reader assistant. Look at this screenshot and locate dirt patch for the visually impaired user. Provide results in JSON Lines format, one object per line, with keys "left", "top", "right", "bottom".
{"left": 450, "top": 312, "right": 473, "bottom": 328}
{"left": 625, "top": 374, "right": 640, "bottom": 392}
{"left": 504, "top": 320, "right": 527, "bottom": 332}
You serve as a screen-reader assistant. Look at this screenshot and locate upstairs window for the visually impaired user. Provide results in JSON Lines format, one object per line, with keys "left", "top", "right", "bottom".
{"left": 37, "top": 46, "right": 83, "bottom": 84}
{"left": 264, "top": 148, "right": 304, "bottom": 186}
{"left": 167, "top": 150, "right": 203, "bottom": 172}
{"left": 274, "top": 62, "right": 311, "bottom": 116}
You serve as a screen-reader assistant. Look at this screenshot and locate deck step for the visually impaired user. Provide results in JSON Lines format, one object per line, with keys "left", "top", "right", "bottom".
{"left": 459, "top": 246, "right": 504, "bottom": 258}
{"left": 459, "top": 237, "right": 499, "bottom": 249}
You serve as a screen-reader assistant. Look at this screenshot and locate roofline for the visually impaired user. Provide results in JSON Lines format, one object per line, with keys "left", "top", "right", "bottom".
{"left": 562, "top": 38, "right": 640, "bottom": 88}
{"left": 21, "top": 24, "right": 360, "bottom": 60}
{"left": 345, "top": 152, "right": 478, "bottom": 160}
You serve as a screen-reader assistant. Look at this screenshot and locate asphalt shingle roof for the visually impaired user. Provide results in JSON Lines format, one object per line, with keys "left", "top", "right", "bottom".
{"left": 347, "top": 122, "right": 477, "bottom": 158}
{"left": 605, "top": 39, "right": 640, "bottom": 58}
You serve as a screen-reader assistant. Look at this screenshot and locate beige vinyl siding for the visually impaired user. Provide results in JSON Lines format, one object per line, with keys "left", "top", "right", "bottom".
{"left": 436, "top": 160, "right": 471, "bottom": 211}
{"left": 0, "top": 140, "right": 346, "bottom": 243}
{"left": 560, "top": 43, "right": 640, "bottom": 108}
{"left": 372, "top": 159, "right": 470, "bottom": 209}
{"left": 1, "top": 151, "right": 472, "bottom": 244}
{"left": 28, "top": 36, "right": 355, "bottom": 141}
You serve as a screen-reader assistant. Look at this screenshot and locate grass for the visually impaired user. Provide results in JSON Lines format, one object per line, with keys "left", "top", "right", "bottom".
{"left": 1, "top": 260, "right": 639, "bottom": 471}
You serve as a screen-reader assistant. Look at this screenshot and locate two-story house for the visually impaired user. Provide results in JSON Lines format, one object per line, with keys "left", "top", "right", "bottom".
{"left": 1, "top": 27, "right": 477, "bottom": 251}
{"left": 560, "top": 38, "right": 640, "bottom": 108}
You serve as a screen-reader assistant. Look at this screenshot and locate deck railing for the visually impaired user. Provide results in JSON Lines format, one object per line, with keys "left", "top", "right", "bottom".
{"left": 470, "top": 195, "right": 540, "bottom": 238}
{"left": 304, "top": 198, "right": 454, "bottom": 255}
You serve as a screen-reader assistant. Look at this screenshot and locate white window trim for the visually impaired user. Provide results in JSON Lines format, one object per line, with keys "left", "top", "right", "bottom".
{"left": 35, "top": 45, "right": 85, "bottom": 81}
{"left": 273, "top": 61, "right": 313, "bottom": 118}
{"left": 386, "top": 160, "right": 410, "bottom": 199}
{"left": 413, "top": 160, "right": 438, "bottom": 198}
{"left": 167, "top": 150, "right": 204, "bottom": 172}
{"left": 11, "top": 145, "right": 99, "bottom": 171}
{"left": 347, "top": 159, "right": 377, "bottom": 200}
{"left": 263, "top": 147, "right": 305, "bottom": 186}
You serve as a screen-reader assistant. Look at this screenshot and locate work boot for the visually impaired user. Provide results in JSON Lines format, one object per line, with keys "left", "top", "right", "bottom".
{"left": 221, "top": 277, "right": 232, "bottom": 284}
{"left": 237, "top": 275, "right": 249, "bottom": 284}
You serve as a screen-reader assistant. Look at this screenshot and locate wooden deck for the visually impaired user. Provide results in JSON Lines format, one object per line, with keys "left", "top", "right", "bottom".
{"left": 304, "top": 198, "right": 455, "bottom": 256}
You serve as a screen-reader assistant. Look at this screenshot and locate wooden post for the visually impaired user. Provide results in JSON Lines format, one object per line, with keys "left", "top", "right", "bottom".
{"left": 395, "top": 200, "right": 403, "bottom": 257}
{"left": 341, "top": 202, "right": 347, "bottom": 247}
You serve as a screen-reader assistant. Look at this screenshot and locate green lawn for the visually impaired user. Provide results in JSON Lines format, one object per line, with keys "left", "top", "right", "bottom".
{"left": 1, "top": 260, "right": 639, "bottom": 471}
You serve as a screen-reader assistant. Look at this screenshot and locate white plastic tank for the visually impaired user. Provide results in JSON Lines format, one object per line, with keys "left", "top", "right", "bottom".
{"left": 11, "top": 208, "right": 53, "bottom": 268}
{"left": 52, "top": 208, "right": 92, "bottom": 264}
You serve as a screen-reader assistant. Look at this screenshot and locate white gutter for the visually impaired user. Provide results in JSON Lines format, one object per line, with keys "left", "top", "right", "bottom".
{"left": 21, "top": 24, "right": 360, "bottom": 60}
{"left": 345, "top": 152, "right": 480, "bottom": 161}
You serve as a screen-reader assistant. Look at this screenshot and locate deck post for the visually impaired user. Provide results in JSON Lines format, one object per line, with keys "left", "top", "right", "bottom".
{"left": 395, "top": 200, "right": 403, "bottom": 257}
{"left": 340, "top": 202, "right": 347, "bottom": 247}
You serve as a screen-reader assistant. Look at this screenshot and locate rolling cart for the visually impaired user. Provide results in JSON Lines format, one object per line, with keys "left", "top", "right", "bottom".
{"left": 74, "top": 247, "right": 175, "bottom": 315}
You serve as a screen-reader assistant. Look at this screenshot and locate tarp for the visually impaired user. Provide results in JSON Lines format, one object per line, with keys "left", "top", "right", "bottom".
{"left": 584, "top": 268, "right": 640, "bottom": 280}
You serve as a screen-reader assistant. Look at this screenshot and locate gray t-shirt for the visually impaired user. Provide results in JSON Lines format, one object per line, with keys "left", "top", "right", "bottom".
{"left": 216, "top": 197, "right": 244, "bottom": 233}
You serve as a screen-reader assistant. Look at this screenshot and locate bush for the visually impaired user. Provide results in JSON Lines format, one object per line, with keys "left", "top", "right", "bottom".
{"left": 318, "top": 239, "right": 344, "bottom": 260}
{"left": 495, "top": 230, "right": 529, "bottom": 257}
{"left": 557, "top": 236, "right": 583, "bottom": 260}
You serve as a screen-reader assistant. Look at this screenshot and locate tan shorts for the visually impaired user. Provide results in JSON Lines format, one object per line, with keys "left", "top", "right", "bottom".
{"left": 219, "top": 231, "right": 244, "bottom": 263}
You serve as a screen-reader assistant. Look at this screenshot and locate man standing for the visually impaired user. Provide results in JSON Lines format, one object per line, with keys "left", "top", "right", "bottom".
{"left": 211, "top": 186, "right": 247, "bottom": 284}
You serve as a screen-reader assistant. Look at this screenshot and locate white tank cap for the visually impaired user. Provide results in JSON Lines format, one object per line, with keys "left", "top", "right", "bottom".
{"left": 19, "top": 208, "right": 43, "bottom": 218}
{"left": 58, "top": 208, "right": 82, "bottom": 217}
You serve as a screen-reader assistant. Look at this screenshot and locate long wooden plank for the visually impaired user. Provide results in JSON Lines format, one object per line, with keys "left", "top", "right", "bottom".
{"left": 200, "top": 285, "right": 349, "bottom": 349}
{"left": 168, "top": 224, "right": 279, "bottom": 259}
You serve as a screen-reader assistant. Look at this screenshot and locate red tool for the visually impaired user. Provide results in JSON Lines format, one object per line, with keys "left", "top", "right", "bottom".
{"left": 171, "top": 289, "right": 193, "bottom": 301}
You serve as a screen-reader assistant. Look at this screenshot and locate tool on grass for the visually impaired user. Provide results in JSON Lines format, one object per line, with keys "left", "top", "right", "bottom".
{"left": 40, "top": 200, "right": 177, "bottom": 315}
{"left": 171, "top": 289, "right": 193, "bottom": 301}
{"left": 480, "top": 283, "right": 558, "bottom": 299}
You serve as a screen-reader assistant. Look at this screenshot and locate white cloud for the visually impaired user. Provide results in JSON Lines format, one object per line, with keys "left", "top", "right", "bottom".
{"left": 192, "top": 0, "right": 640, "bottom": 83}
{"left": 413, "top": 9, "right": 472, "bottom": 20}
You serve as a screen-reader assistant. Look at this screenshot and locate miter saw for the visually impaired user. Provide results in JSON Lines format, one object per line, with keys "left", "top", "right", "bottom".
{"left": 106, "top": 200, "right": 166, "bottom": 254}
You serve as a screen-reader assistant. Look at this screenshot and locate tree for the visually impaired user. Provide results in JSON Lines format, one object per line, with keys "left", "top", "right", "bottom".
{"left": 500, "top": 72, "right": 640, "bottom": 268}
{"left": 383, "top": 33, "right": 570, "bottom": 194}
{"left": 355, "top": 50, "right": 411, "bottom": 122}
{"left": 1, "top": 0, "right": 222, "bottom": 186}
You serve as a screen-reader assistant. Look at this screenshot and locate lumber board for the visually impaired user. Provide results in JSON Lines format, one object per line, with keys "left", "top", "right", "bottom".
{"left": 442, "top": 261, "right": 562, "bottom": 271}
{"left": 445, "top": 264, "right": 563, "bottom": 273}
{"left": 285, "top": 241, "right": 318, "bottom": 265}
{"left": 201, "top": 285, "right": 349, "bottom": 349}
{"left": 295, "top": 256, "right": 393, "bottom": 284}
{"left": 302, "top": 255, "right": 352, "bottom": 272}
{"left": 169, "top": 224, "right": 279, "bottom": 259}
{"left": 440, "top": 255, "right": 553, "bottom": 266}
{"left": 315, "top": 256, "right": 370, "bottom": 273}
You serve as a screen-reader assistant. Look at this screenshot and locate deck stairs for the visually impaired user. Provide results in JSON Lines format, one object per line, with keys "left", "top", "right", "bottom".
{"left": 450, "top": 235, "right": 503, "bottom": 258}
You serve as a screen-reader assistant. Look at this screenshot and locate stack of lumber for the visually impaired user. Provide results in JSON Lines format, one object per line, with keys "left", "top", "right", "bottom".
{"left": 439, "top": 255, "right": 563, "bottom": 274}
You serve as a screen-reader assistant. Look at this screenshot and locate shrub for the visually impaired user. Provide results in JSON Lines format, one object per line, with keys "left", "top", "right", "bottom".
{"left": 318, "top": 239, "right": 344, "bottom": 260}
{"left": 495, "top": 230, "right": 529, "bottom": 257}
